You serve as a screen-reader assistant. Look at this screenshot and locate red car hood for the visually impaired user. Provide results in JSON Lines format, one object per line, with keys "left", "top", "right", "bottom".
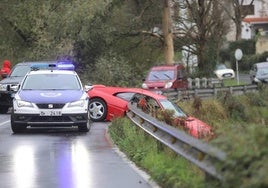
{"left": 143, "top": 80, "right": 169, "bottom": 88}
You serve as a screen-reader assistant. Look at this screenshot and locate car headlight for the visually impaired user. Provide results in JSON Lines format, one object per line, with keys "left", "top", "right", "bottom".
{"left": 165, "top": 82, "right": 173, "bottom": 88}
{"left": 142, "top": 83, "right": 148, "bottom": 89}
{"left": 16, "top": 100, "right": 34, "bottom": 108}
{"left": 68, "top": 99, "right": 87, "bottom": 107}
{"left": 0, "top": 84, "right": 8, "bottom": 91}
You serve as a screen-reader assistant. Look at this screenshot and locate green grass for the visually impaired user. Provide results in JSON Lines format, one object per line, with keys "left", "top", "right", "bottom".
{"left": 222, "top": 79, "right": 246, "bottom": 86}
{"left": 109, "top": 118, "right": 219, "bottom": 188}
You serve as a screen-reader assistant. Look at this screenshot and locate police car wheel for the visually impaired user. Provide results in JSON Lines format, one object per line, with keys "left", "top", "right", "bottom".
{"left": 11, "top": 113, "right": 27, "bottom": 133}
{"left": 78, "top": 111, "right": 91, "bottom": 132}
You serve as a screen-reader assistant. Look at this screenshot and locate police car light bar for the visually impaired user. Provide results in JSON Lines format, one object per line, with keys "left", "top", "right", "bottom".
{"left": 56, "top": 60, "right": 75, "bottom": 70}
{"left": 31, "top": 63, "right": 53, "bottom": 70}
{"left": 30, "top": 61, "right": 75, "bottom": 71}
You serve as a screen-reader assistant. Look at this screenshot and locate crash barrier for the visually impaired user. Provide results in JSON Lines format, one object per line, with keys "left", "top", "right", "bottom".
{"left": 162, "top": 84, "right": 258, "bottom": 101}
{"left": 187, "top": 78, "right": 223, "bottom": 89}
{"left": 126, "top": 103, "right": 226, "bottom": 180}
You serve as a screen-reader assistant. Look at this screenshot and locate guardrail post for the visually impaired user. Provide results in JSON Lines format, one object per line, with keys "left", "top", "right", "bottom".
{"left": 187, "top": 78, "right": 193, "bottom": 89}
{"left": 229, "top": 86, "right": 233, "bottom": 94}
{"left": 195, "top": 78, "right": 200, "bottom": 88}
{"left": 243, "top": 85, "right": 247, "bottom": 94}
{"left": 208, "top": 78, "right": 213, "bottom": 88}
{"left": 213, "top": 87, "right": 217, "bottom": 98}
{"left": 194, "top": 89, "right": 198, "bottom": 96}
{"left": 201, "top": 77, "right": 207, "bottom": 88}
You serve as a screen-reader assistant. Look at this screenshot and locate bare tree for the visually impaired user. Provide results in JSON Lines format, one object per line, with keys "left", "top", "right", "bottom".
{"left": 175, "top": 0, "right": 229, "bottom": 74}
{"left": 220, "top": 0, "right": 255, "bottom": 40}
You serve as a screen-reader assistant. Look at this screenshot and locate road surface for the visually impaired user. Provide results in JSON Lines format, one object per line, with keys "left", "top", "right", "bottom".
{"left": 0, "top": 114, "right": 157, "bottom": 188}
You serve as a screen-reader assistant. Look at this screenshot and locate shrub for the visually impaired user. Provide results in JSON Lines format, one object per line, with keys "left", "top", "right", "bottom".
{"left": 218, "top": 92, "right": 246, "bottom": 120}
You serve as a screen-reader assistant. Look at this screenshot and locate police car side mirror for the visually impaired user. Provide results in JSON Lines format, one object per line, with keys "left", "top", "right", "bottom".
{"left": 9, "top": 85, "right": 20, "bottom": 92}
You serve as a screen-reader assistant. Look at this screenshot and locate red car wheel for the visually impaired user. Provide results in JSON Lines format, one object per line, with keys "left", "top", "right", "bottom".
{"left": 88, "top": 98, "right": 107, "bottom": 122}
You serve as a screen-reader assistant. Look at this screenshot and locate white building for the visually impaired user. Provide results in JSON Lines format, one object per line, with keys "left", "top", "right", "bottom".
{"left": 241, "top": 0, "right": 268, "bottom": 39}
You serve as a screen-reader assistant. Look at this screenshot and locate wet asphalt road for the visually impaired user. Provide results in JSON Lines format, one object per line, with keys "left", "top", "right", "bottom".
{"left": 0, "top": 114, "right": 155, "bottom": 188}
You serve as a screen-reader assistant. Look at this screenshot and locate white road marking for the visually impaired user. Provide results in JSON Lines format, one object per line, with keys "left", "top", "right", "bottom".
{"left": 0, "top": 120, "right": 10, "bottom": 126}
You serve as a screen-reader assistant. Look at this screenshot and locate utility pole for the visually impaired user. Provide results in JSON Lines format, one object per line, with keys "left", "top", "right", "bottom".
{"left": 163, "top": 0, "right": 174, "bottom": 65}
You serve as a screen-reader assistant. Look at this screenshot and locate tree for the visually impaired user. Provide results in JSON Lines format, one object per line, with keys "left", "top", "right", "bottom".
{"left": 220, "top": 0, "right": 255, "bottom": 40}
{"left": 173, "top": 0, "right": 229, "bottom": 75}
{"left": 0, "top": 0, "right": 107, "bottom": 62}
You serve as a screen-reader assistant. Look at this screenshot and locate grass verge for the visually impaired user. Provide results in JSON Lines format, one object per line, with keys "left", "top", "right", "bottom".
{"left": 109, "top": 118, "right": 220, "bottom": 188}
{"left": 109, "top": 86, "right": 268, "bottom": 187}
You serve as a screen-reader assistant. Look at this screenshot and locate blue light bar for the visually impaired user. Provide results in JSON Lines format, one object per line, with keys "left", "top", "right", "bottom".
{"left": 31, "top": 63, "right": 52, "bottom": 70}
{"left": 56, "top": 60, "right": 75, "bottom": 70}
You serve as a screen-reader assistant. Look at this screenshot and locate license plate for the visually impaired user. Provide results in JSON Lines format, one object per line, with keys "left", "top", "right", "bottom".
{"left": 223, "top": 74, "right": 232, "bottom": 77}
{"left": 40, "top": 110, "right": 62, "bottom": 116}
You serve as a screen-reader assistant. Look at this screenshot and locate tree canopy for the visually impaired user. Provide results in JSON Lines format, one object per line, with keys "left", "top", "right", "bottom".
{"left": 0, "top": 0, "right": 233, "bottom": 85}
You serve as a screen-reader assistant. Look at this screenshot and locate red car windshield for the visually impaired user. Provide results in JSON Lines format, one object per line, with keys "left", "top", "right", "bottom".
{"left": 159, "top": 99, "right": 187, "bottom": 118}
{"left": 147, "top": 70, "right": 175, "bottom": 81}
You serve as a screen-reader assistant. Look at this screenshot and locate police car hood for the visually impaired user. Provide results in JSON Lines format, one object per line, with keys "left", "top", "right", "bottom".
{"left": 18, "top": 90, "right": 84, "bottom": 103}
{"left": 0, "top": 76, "right": 24, "bottom": 84}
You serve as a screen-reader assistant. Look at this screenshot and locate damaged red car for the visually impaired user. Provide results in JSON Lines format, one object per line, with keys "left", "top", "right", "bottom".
{"left": 87, "top": 85, "right": 212, "bottom": 139}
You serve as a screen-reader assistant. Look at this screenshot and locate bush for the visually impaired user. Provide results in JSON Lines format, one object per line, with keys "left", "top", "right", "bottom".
{"left": 90, "top": 51, "right": 141, "bottom": 87}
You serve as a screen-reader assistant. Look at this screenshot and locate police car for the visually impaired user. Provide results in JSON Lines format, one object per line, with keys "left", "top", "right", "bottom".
{"left": 0, "top": 60, "right": 75, "bottom": 114}
{"left": 11, "top": 65, "right": 91, "bottom": 133}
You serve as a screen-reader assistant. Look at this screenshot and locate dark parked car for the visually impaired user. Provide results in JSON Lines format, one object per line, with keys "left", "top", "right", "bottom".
{"left": 0, "top": 61, "right": 74, "bottom": 113}
{"left": 250, "top": 62, "right": 268, "bottom": 84}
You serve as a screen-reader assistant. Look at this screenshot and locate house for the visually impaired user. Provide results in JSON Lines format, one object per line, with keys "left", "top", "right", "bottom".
{"left": 241, "top": 0, "right": 268, "bottom": 53}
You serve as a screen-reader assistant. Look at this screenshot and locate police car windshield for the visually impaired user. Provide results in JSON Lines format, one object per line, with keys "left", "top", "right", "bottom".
{"left": 22, "top": 74, "right": 81, "bottom": 90}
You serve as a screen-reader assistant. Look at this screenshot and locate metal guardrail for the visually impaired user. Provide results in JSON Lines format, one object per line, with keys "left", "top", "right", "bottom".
{"left": 162, "top": 84, "right": 258, "bottom": 101}
{"left": 127, "top": 103, "right": 226, "bottom": 180}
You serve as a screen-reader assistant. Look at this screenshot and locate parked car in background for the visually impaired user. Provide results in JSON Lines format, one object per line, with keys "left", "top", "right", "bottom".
{"left": 0, "top": 60, "right": 75, "bottom": 114}
{"left": 11, "top": 66, "right": 90, "bottom": 133}
{"left": 249, "top": 62, "right": 268, "bottom": 84}
{"left": 87, "top": 85, "right": 212, "bottom": 139}
{"left": 214, "top": 64, "right": 235, "bottom": 80}
{"left": 142, "top": 64, "right": 188, "bottom": 91}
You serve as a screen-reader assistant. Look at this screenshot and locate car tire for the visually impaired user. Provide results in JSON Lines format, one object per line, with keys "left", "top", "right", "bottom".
{"left": 88, "top": 98, "right": 107, "bottom": 122}
{"left": 10, "top": 113, "right": 27, "bottom": 133}
{"left": 78, "top": 111, "right": 91, "bottom": 132}
{"left": 0, "top": 106, "right": 9, "bottom": 114}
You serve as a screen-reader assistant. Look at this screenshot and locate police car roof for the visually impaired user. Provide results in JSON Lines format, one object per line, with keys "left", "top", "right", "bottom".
{"left": 15, "top": 61, "right": 75, "bottom": 71}
{"left": 28, "top": 69, "right": 77, "bottom": 75}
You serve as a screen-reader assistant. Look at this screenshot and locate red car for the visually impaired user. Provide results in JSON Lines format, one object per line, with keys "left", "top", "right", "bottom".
{"left": 87, "top": 85, "right": 212, "bottom": 139}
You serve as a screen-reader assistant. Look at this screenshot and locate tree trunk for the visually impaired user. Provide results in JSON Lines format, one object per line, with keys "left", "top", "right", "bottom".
{"left": 162, "top": 0, "right": 174, "bottom": 65}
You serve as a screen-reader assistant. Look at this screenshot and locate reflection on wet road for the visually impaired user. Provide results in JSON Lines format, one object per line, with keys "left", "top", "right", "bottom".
{"left": 0, "top": 115, "right": 154, "bottom": 188}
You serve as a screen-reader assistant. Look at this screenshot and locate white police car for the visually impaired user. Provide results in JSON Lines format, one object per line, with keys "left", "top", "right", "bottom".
{"left": 11, "top": 66, "right": 91, "bottom": 133}
{"left": 0, "top": 60, "right": 75, "bottom": 114}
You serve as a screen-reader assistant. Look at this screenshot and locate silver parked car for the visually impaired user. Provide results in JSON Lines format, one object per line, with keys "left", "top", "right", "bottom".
{"left": 249, "top": 62, "right": 268, "bottom": 84}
